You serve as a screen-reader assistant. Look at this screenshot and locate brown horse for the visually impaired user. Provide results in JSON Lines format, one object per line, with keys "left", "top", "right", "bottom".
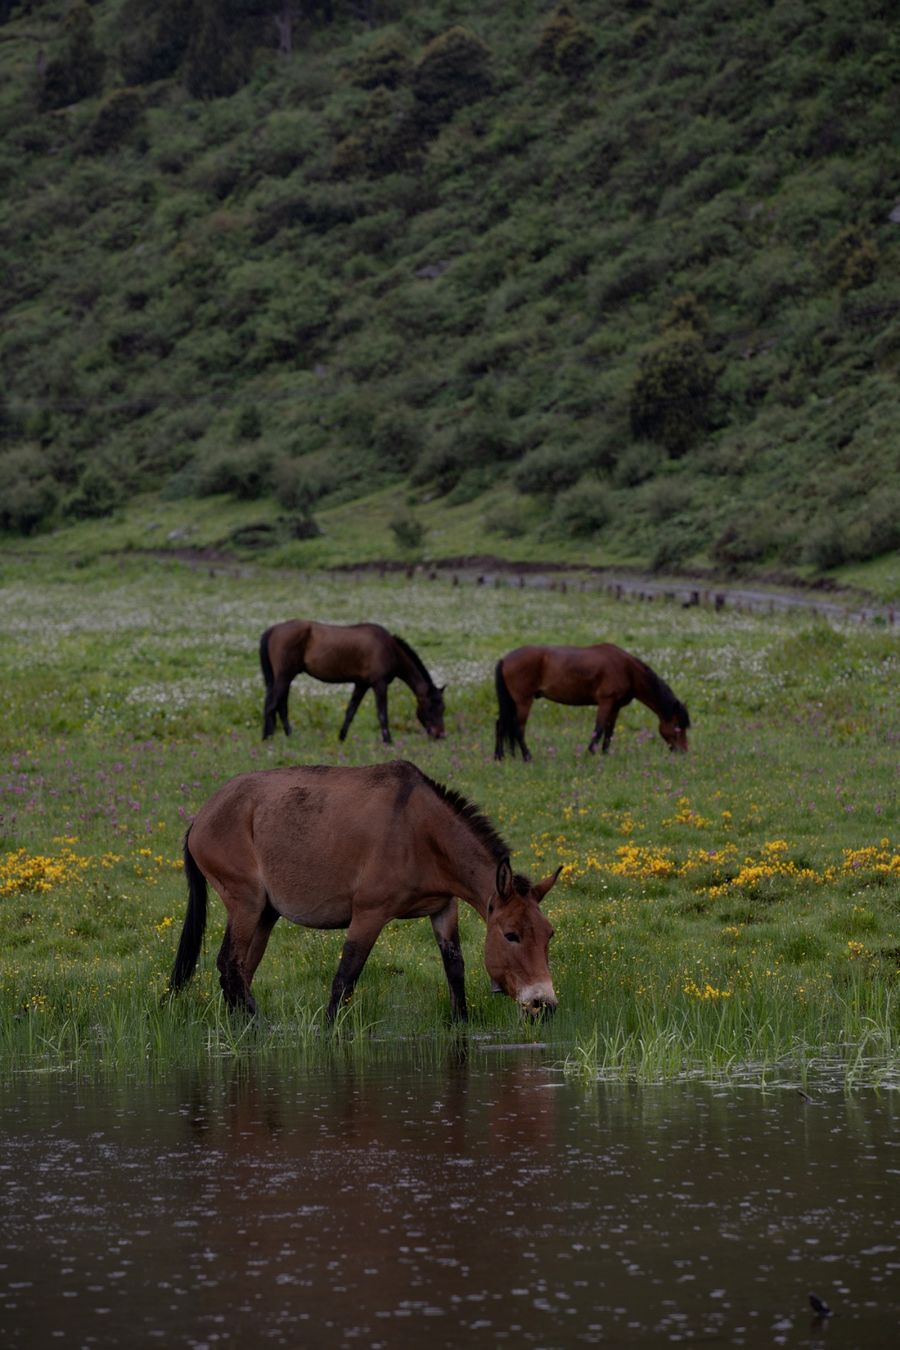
{"left": 169, "top": 759, "right": 561, "bottom": 1022}
{"left": 494, "top": 642, "right": 690, "bottom": 760}
{"left": 260, "top": 619, "right": 445, "bottom": 744}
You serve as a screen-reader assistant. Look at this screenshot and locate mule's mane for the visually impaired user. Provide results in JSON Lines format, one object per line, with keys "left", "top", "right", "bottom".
{"left": 419, "top": 770, "right": 510, "bottom": 863}
{"left": 638, "top": 659, "right": 691, "bottom": 727}
{"left": 392, "top": 634, "right": 436, "bottom": 689}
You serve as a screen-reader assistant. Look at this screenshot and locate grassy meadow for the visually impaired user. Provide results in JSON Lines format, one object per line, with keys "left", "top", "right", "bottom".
{"left": 0, "top": 554, "right": 897, "bottom": 1083}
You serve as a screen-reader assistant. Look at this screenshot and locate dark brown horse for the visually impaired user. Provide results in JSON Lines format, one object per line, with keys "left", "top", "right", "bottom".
{"left": 169, "top": 760, "right": 560, "bottom": 1022}
{"left": 494, "top": 642, "right": 690, "bottom": 760}
{"left": 260, "top": 619, "right": 445, "bottom": 744}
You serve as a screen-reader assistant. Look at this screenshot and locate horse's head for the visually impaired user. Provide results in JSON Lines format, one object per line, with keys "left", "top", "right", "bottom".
{"left": 659, "top": 699, "right": 690, "bottom": 752}
{"left": 484, "top": 858, "right": 560, "bottom": 1015}
{"left": 417, "top": 684, "right": 446, "bottom": 739}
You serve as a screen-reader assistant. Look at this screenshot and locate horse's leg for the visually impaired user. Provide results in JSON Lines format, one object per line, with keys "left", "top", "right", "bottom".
{"left": 515, "top": 695, "right": 533, "bottom": 762}
{"left": 338, "top": 682, "right": 368, "bottom": 742}
{"left": 263, "top": 676, "right": 293, "bottom": 739}
{"left": 431, "top": 901, "right": 467, "bottom": 1023}
{"left": 214, "top": 885, "right": 267, "bottom": 1015}
{"left": 588, "top": 698, "right": 618, "bottom": 754}
{"left": 244, "top": 900, "right": 280, "bottom": 985}
{"left": 277, "top": 680, "right": 292, "bottom": 736}
{"left": 326, "top": 913, "right": 385, "bottom": 1022}
{"left": 373, "top": 680, "right": 392, "bottom": 744}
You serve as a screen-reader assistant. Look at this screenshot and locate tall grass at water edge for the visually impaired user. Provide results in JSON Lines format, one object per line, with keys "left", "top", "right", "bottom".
{"left": 0, "top": 556, "right": 897, "bottom": 1084}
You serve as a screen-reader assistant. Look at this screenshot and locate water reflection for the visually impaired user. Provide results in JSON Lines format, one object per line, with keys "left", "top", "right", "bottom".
{"left": 0, "top": 1050, "right": 897, "bottom": 1347}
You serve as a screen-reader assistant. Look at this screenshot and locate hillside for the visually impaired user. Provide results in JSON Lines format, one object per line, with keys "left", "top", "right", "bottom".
{"left": 1, "top": 0, "right": 899, "bottom": 585}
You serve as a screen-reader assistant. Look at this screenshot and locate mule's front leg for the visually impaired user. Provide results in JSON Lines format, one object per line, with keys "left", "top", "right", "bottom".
{"left": 326, "top": 915, "right": 383, "bottom": 1022}
{"left": 373, "top": 681, "right": 392, "bottom": 744}
{"left": 431, "top": 902, "right": 467, "bottom": 1022}
{"left": 338, "top": 682, "right": 367, "bottom": 742}
{"left": 588, "top": 699, "right": 618, "bottom": 754}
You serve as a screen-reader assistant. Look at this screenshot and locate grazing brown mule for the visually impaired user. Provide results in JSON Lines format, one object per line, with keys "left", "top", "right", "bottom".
{"left": 260, "top": 619, "right": 445, "bottom": 744}
{"left": 494, "top": 642, "right": 690, "bottom": 761}
{"left": 169, "top": 760, "right": 560, "bottom": 1022}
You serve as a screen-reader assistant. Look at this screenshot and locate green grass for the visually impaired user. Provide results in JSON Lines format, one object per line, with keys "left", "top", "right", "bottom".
{"left": 1, "top": 556, "right": 896, "bottom": 1081}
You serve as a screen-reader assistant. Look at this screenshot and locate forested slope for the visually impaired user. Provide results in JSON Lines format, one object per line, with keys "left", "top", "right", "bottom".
{"left": 1, "top": 0, "right": 898, "bottom": 576}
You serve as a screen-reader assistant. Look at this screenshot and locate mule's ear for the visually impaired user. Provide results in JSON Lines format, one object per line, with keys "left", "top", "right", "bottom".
{"left": 496, "top": 857, "right": 513, "bottom": 902}
{"left": 534, "top": 865, "right": 563, "bottom": 904}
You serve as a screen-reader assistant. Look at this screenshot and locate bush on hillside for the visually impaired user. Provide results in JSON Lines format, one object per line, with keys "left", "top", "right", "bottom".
{"left": 533, "top": 4, "right": 595, "bottom": 78}
{"left": 40, "top": 3, "right": 105, "bottom": 111}
{"left": 66, "top": 463, "right": 123, "bottom": 520}
{"left": 273, "top": 457, "right": 336, "bottom": 515}
{"left": 412, "top": 27, "right": 493, "bottom": 126}
{"left": 0, "top": 449, "right": 59, "bottom": 534}
{"left": 514, "top": 444, "right": 587, "bottom": 496}
{"left": 823, "top": 226, "right": 879, "bottom": 291}
{"left": 548, "top": 480, "right": 609, "bottom": 538}
{"left": 83, "top": 89, "right": 144, "bottom": 155}
{"left": 389, "top": 510, "right": 426, "bottom": 553}
{"left": 350, "top": 32, "right": 412, "bottom": 90}
{"left": 629, "top": 328, "right": 717, "bottom": 457}
{"left": 118, "top": 0, "right": 193, "bottom": 85}
{"left": 184, "top": 1, "right": 249, "bottom": 100}
{"left": 195, "top": 446, "right": 273, "bottom": 500}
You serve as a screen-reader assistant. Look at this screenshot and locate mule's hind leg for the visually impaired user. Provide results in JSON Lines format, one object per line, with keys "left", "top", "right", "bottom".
{"left": 213, "top": 883, "right": 268, "bottom": 1014}
{"left": 514, "top": 696, "right": 533, "bottom": 762}
{"left": 263, "top": 676, "right": 293, "bottom": 739}
{"left": 431, "top": 901, "right": 467, "bottom": 1022}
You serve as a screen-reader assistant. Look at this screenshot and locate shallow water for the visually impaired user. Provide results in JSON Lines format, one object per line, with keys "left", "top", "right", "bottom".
{"left": 1, "top": 1049, "right": 897, "bottom": 1347}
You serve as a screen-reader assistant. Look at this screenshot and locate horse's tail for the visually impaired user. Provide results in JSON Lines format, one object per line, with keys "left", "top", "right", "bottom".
{"left": 169, "top": 828, "right": 208, "bottom": 993}
{"left": 259, "top": 626, "right": 275, "bottom": 696}
{"left": 494, "top": 659, "right": 520, "bottom": 759}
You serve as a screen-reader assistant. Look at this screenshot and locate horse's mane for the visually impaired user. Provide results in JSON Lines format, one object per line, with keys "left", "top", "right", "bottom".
{"left": 392, "top": 633, "right": 436, "bottom": 688}
{"left": 419, "top": 769, "right": 510, "bottom": 864}
{"left": 641, "top": 661, "right": 691, "bottom": 727}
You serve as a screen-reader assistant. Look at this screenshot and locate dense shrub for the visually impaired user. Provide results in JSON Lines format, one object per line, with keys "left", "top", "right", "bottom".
{"left": 549, "top": 480, "right": 609, "bottom": 538}
{"left": 195, "top": 446, "right": 273, "bottom": 500}
{"left": 273, "top": 457, "right": 336, "bottom": 514}
{"left": 389, "top": 510, "right": 426, "bottom": 553}
{"left": 350, "top": 33, "right": 412, "bottom": 90}
{"left": 118, "top": 0, "right": 193, "bottom": 85}
{"left": 533, "top": 4, "right": 595, "bottom": 78}
{"left": 66, "top": 464, "right": 122, "bottom": 520}
{"left": 823, "top": 226, "right": 879, "bottom": 291}
{"left": 40, "top": 3, "right": 105, "bottom": 110}
{"left": 412, "top": 27, "right": 493, "bottom": 126}
{"left": 83, "top": 89, "right": 144, "bottom": 155}
{"left": 0, "top": 449, "right": 59, "bottom": 534}
{"left": 629, "top": 329, "right": 717, "bottom": 457}
{"left": 513, "top": 444, "right": 586, "bottom": 496}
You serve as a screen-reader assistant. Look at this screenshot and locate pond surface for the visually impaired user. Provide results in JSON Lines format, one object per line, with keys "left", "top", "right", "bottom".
{"left": 1, "top": 1048, "right": 897, "bottom": 1348}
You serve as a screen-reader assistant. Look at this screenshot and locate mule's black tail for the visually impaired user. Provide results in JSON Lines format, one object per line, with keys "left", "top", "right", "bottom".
{"left": 494, "top": 659, "right": 521, "bottom": 760}
{"left": 169, "top": 829, "right": 208, "bottom": 993}
{"left": 259, "top": 626, "right": 275, "bottom": 696}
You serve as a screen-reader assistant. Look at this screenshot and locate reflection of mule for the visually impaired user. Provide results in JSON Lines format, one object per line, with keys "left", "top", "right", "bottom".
{"left": 494, "top": 642, "right": 690, "bottom": 761}
{"left": 169, "top": 760, "right": 560, "bottom": 1022}
{"left": 260, "top": 619, "right": 445, "bottom": 744}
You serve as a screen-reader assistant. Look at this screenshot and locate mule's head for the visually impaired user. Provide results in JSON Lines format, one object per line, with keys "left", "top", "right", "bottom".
{"left": 484, "top": 858, "right": 560, "bottom": 1015}
{"left": 659, "top": 699, "right": 690, "bottom": 752}
{"left": 417, "top": 684, "right": 446, "bottom": 739}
